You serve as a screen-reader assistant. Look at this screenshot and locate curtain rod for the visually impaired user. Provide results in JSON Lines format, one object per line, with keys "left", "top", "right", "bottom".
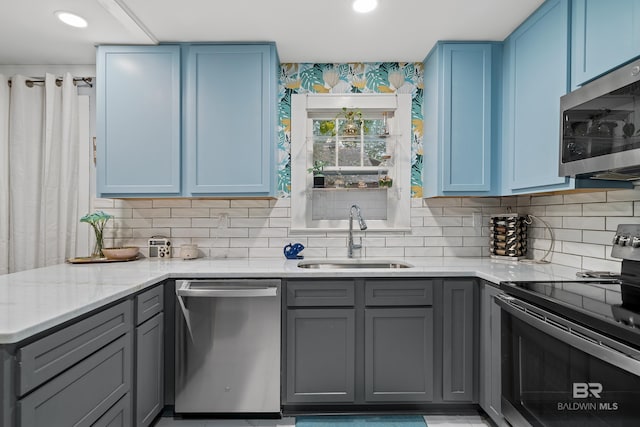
{"left": 6, "top": 77, "right": 93, "bottom": 88}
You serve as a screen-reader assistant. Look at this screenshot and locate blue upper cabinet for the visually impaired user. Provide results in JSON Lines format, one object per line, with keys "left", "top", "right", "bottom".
{"left": 571, "top": 0, "right": 640, "bottom": 89}
{"left": 183, "top": 44, "right": 277, "bottom": 196}
{"left": 423, "top": 42, "right": 502, "bottom": 197}
{"left": 502, "top": 0, "right": 574, "bottom": 194}
{"left": 96, "top": 45, "right": 182, "bottom": 197}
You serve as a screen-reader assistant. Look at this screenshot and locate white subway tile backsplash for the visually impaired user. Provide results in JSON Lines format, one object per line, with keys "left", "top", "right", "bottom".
{"left": 606, "top": 189, "right": 640, "bottom": 202}
{"left": 461, "top": 197, "right": 501, "bottom": 207}
{"left": 171, "top": 208, "right": 210, "bottom": 218}
{"left": 405, "top": 247, "right": 444, "bottom": 257}
{"left": 249, "top": 208, "right": 289, "bottom": 218}
{"left": 171, "top": 228, "right": 210, "bottom": 238}
{"left": 562, "top": 216, "right": 605, "bottom": 230}
{"left": 230, "top": 238, "right": 269, "bottom": 248}
{"left": 132, "top": 228, "right": 170, "bottom": 238}
{"left": 365, "top": 247, "right": 405, "bottom": 257}
{"left": 114, "top": 199, "right": 153, "bottom": 208}
{"left": 249, "top": 227, "right": 289, "bottom": 238}
{"left": 191, "top": 218, "right": 222, "bottom": 228}
{"left": 462, "top": 236, "right": 488, "bottom": 247}
{"left": 192, "top": 200, "right": 231, "bottom": 208}
{"left": 211, "top": 228, "right": 250, "bottom": 238}
{"left": 562, "top": 241, "right": 606, "bottom": 259}
{"left": 94, "top": 189, "right": 640, "bottom": 267}
{"left": 423, "top": 216, "right": 463, "bottom": 227}
{"left": 152, "top": 199, "right": 191, "bottom": 208}
{"left": 133, "top": 208, "right": 171, "bottom": 219}
{"left": 270, "top": 198, "right": 291, "bottom": 208}
{"left": 385, "top": 237, "right": 424, "bottom": 247}
{"left": 583, "top": 202, "right": 633, "bottom": 217}
{"left": 210, "top": 208, "right": 249, "bottom": 218}
{"left": 424, "top": 198, "right": 462, "bottom": 207}
{"left": 562, "top": 192, "right": 606, "bottom": 204}
{"left": 531, "top": 195, "right": 563, "bottom": 205}
{"left": 444, "top": 247, "right": 482, "bottom": 257}
{"left": 410, "top": 217, "right": 424, "bottom": 227}
{"left": 410, "top": 227, "right": 443, "bottom": 237}
{"left": 269, "top": 217, "right": 292, "bottom": 228}
{"left": 229, "top": 218, "right": 269, "bottom": 228}
{"left": 552, "top": 228, "right": 582, "bottom": 243}
{"left": 583, "top": 230, "right": 615, "bottom": 246}
{"left": 605, "top": 216, "right": 640, "bottom": 231}
{"left": 307, "top": 237, "right": 346, "bottom": 248}
{"left": 231, "top": 200, "right": 271, "bottom": 208}
{"left": 545, "top": 203, "right": 582, "bottom": 217}
{"left": 442, "top": 207, "right": 482, "bottom": 216}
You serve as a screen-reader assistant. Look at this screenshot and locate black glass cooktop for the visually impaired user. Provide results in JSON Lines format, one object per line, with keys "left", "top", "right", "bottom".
{"left": 500, "top": 277, "right": 640, "bottom": 347}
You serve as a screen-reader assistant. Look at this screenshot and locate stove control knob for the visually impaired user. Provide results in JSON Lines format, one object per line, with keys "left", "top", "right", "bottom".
{"left": 632, "top": 236, "right": 640, "bottom": 248}
{"left": 618, "top": 235, "right": 631, "bottom": 246}
{"left": 613, "top": 234, "right": 621, "bottom": 245}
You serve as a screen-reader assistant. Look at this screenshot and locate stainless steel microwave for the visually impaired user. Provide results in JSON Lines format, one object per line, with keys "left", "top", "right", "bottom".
{"left": 559, "top": 57, "right": 640, "bottom": 180}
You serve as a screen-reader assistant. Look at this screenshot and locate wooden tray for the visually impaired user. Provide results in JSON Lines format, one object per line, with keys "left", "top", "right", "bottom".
{"left": 66, "top": 255, "right": 140, "bottom": 264}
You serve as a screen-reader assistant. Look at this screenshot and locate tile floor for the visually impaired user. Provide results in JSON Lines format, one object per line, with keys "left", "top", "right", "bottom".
{"left": 155, "top": 414, "right": 490, "bottom": 427}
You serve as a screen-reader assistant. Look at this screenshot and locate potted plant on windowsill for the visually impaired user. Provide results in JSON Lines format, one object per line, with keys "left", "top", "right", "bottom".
{"left": 338, "top": 107, "right": 363, "bottom": 136}
{"left": 307, "top": 160, "right": 326, "bottom": 188}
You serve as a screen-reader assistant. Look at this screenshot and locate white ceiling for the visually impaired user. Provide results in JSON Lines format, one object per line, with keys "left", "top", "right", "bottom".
{"left": 0, "top": 0, "right": 545, "bottom": 66}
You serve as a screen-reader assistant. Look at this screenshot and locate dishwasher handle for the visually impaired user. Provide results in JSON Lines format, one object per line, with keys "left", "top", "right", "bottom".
{"left": 176, "top": 280, "right": 279, "bottom": 298}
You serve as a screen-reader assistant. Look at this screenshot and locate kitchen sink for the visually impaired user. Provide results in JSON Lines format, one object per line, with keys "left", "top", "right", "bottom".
{"left": 297, "top": 259, "right": 413, "bottom": 269}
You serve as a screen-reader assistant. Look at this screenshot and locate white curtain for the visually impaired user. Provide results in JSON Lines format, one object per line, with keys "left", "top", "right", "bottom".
{"left": 0, "top": 75, "right": 8, "bottom": 275}
{"left": 0, "top": 73, "right": 80, "bottom": 273}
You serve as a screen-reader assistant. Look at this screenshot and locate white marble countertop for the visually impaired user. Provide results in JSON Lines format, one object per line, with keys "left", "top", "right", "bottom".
{"left": 0, "top": 256, "right": 587, "bottom": 344}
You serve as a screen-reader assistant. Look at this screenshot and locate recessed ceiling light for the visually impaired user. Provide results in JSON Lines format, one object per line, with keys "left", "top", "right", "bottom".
{"left": 353, "top": 0, "right": 377, "bottom": 13}
{"left": 54, "top": 11, "right": 88, "bottom": 28}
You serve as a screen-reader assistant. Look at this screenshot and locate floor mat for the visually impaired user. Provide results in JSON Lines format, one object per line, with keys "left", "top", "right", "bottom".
{"left": 295, "top": 415, "right": 426, "bottom": 427}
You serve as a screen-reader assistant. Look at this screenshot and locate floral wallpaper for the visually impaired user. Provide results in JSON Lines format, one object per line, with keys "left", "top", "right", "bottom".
{"left": 277, "top": 62, "right": 424, "bottom": 198}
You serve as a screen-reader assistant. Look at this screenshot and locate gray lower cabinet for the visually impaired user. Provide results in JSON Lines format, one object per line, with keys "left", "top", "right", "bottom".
{"left": 17, "top": 332, "right": 133, "bottom": 427}
{"left": 93, "top": 395, "right": 132, "bottom": 427}
{"left": 479, "top": 282, "right": 502, "bottom": 425}
{"left": 284, "top": 278, "right": 437, "bottom": 407}
{"left": 135, "top": 285, "right": 165, "bottom": 427}
{"left": 364, "top": 308, "right": 433, "bottom": 402}
{"left": 1, "top": 283, "right": 167, "bottom": 427}
{"left": 135, "top": 313, "right": 164, "bottom": 426}
{"left": 442, "top": 280, "right": 477, "bottom": 402}
{"left": 286, "top": 308, "right": 356, "bottom": 403}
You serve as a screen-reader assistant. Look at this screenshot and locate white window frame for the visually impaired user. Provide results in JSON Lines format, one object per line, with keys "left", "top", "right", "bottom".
{"left": 290, "top": 93, "right": 411, "bottom": 232}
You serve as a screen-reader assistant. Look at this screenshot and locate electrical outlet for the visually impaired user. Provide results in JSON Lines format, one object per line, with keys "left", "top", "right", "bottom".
{"left": 218, "top": 213, "right": 229, "bottom": 229}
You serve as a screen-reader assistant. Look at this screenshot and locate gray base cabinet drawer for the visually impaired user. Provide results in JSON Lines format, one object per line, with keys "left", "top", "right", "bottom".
{"left": 136, "top": 285, "right": 164, "bottom": 325}
{"left": 18, "top": 300, "right": 133, "bottom": 396}
{"left": 364, "top": 308, "right": 434, "bottom": 402}
{"left": 287, "top": 280, "right": 355, "bottom": 307}
{"left": 92, "top": 394, "right": 132, "bottom": 427}
{"left": 364, "top": 279, "right": 433, "bottom": 306}
{"left": 18, "top": 332, "right": 132, "bottom": 427}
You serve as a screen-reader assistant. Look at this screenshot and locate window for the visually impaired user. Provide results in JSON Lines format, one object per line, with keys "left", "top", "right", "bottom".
{"left": 291, "top": 94, "right": 411, "bottom": 232}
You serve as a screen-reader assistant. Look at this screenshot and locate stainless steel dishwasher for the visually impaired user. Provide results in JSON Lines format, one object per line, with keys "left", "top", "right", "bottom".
{"left": 174, "top": 279, "right": 281, "bottom": 414}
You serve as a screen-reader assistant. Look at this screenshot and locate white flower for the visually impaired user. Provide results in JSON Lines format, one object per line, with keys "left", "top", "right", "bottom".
{"left": 323, "top": 69, "right": 340, "bottom": 88}
{"left": 331, "top": 81, "right": 351, "bottom": 93}
{"left": 388, "top": 70, "right": 405, "bottom": 90}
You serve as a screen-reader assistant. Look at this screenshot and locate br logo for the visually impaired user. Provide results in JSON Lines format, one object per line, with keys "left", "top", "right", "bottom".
{"left": 573, "top": 383, "right": 603, "bottom": 399}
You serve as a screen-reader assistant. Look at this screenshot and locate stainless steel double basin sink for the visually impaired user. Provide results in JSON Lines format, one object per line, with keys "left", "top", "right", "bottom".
{"left": 297, "top": 259, "right": 413, "bottom": 269}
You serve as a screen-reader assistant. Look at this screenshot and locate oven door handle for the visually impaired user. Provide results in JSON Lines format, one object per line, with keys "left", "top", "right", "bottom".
{"left": 496, "top": 295, "right": 640, "bottom": 377}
